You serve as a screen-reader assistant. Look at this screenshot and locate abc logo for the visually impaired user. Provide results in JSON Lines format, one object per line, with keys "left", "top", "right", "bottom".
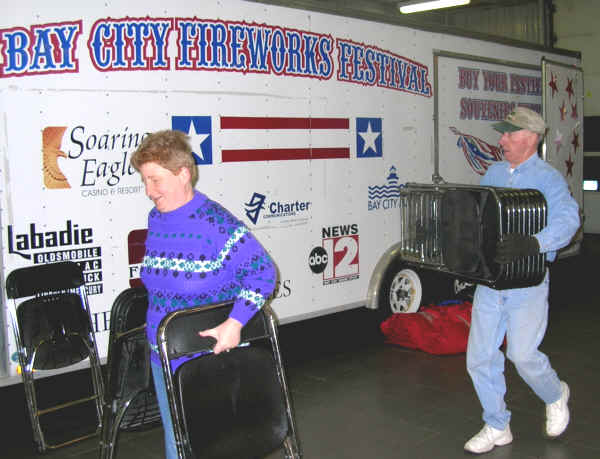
{"left": 308, "top": 246, "right": 328, "bottom": 273}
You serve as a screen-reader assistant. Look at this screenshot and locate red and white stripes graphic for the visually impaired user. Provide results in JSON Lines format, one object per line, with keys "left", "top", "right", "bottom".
{"left": 220, "top": 116, "right": 350, "bottom": 162}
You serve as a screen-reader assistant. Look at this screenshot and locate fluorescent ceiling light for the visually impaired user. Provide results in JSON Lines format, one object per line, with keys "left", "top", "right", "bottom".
{"left": 398, "top": 0, "right": 471, "bottom": 14}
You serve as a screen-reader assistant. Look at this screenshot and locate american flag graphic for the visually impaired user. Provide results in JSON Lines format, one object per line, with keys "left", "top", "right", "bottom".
{"left": 450, "top": 126, "right": 503, "bottom": 175}
{"left": 220, "top": 116, "right": 350, "bottom": 162}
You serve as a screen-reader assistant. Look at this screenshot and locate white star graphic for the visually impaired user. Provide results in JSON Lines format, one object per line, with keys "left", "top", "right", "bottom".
{"left": 359, "top": 121, "right": 380, "bottom": 155}
{"left": 188, "top": 122, "right": 210, "bottom": 161}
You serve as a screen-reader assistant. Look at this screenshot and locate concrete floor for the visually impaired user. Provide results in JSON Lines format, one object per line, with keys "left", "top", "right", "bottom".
{"left": 2, "top": 236, "right": 600, "bottom": 458}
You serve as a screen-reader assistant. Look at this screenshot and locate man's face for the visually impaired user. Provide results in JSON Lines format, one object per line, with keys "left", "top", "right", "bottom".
{"left": 139, "top": 161, "right": 191, "bottom": 212}
{"left": 499, "top": 129, "right": 538, "bottom": 168}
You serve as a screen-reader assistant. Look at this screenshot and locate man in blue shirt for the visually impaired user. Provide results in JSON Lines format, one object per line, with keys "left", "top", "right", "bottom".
{"left": 464, "top": 107, "right": 580, "bottom": 454}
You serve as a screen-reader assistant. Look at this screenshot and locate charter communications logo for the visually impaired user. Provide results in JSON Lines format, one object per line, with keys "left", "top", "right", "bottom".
{"left": 244, "top": 192, "right": 311, "bottom": 226}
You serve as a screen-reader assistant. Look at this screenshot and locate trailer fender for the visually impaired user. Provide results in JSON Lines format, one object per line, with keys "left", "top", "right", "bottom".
{"left": 366, "top": 242, "right": 403, "bottom": 310}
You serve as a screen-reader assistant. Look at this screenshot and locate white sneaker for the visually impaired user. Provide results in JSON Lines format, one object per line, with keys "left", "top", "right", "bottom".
{"left": 546, "top": 381, "right": 570, "bottom": 437}
{"left": 464, "top": 424, "right": 513, "bottom": 454}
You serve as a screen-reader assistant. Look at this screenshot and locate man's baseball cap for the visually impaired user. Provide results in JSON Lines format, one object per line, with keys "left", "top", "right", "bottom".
{"left": 492, "top": 106, "right": 547, "bottom": 135}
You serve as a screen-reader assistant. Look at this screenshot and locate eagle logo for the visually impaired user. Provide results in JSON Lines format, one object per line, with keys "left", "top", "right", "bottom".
{"left": 42, "top": 126, "right": 71, "bottom": 189}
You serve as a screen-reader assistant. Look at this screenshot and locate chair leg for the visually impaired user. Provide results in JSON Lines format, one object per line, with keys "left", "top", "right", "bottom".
{"left": 267, "top": 313, "right": 302, "bottom": 459}
{"left": 86, "top": 336, "right": 106, "bottom": 422}
{"left": 81, "top": 335, "right": 106, "bottom": 435}
{"left": 99, "top": 402, "right": 114, "bottom": 459}
{"left": 99, "top": 399, "right": 131, "bottom": 459}
{"left": 22, "top": 362, "right": 47, "bottom": 452}
{"left": 283, "top": 436, "right": 302, "bottom": 459}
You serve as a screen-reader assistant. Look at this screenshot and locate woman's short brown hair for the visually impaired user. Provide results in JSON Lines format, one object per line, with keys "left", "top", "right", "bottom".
{"left": 131, "top": 130, "right": 198, "bottom": 186}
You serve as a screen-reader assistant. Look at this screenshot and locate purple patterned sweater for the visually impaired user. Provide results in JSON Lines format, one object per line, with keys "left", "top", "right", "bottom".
{"left": 140, "top": 191, "right": 276, "bottom": 364}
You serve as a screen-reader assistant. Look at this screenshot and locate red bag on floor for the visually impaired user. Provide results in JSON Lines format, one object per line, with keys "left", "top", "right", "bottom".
{"left": 380, "top": 301, "right": 472, "bottom": 355}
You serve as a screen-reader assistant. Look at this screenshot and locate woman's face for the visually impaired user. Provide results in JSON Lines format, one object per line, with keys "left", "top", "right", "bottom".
{"left": 139, "top": 161, "right": 193, "bottom": 212}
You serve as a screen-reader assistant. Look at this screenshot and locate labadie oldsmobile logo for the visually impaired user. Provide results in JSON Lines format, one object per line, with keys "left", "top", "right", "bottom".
{"left": 7, "top": 220, "right": 103, "bottom": 295}
{"left": 309, "top": 224, "right": 359, "bottom": 285}
{"left": 41, "top": 125, "right": 147, "bottom": 197}
{"left": 244, "top": 192, "right": 311, "bottom": 227}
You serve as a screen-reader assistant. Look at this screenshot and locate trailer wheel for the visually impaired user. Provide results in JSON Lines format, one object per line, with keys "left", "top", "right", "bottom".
{"left": 380, "top": 266, "right": 422, "bottom": 316}
{"left": 378, "top": 264, "right": 456, "bottom": 319}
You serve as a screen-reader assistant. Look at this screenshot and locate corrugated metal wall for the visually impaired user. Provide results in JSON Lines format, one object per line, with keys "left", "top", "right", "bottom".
{"left": 250, "top": 0, "right": 548, "bottom": 46}
{"left": 420, "top": 1, "right": 544, "bottom": 45}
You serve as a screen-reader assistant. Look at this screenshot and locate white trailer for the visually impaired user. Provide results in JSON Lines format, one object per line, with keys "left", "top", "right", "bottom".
{"left": 0, "top": 0, "right": 582, "bottom": 384}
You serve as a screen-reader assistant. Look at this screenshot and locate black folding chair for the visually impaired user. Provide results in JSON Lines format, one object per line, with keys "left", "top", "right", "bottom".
{"left": 5, "top": 261, "right": 104, "bottom": 452}
{"left": 157, "top": 302, "right": 301, "bottom": 459}
{"left": 99, "top": 287, "right": 161, "bottom": 459}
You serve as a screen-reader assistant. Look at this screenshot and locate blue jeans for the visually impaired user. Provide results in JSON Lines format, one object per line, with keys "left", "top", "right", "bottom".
{"left": 151, "top": 362, "right": 178, "bottom": 459}
{"left": 466, "top": 271, "right": 562, "bottom": 430}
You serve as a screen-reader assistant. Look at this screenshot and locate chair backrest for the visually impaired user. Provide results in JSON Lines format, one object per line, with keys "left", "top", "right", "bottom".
{"left": 6, "top": 262, "right": 84, "bottom": 299}
{"left": 17, "top": 293, "right": 90, "bottom": 370}
{"left": 109, "top": 287, "right": 148, "bottom": 335}
{"left": 5, "top": 262, "right": 92, "bottom": 371}
{"left": 162, "top": 301, "right": 269, "bottom": 360}
{"left": 177, "top": 346, "right": 288, "bottom": 458}
{"left": 441, "top": 189, "right": 482, "bottom": 273}
{"left": 106, "top": 287, "right": 150, "bottom": 400}
{"left": 157, "top": 304, "right": 289, "bottom": 459}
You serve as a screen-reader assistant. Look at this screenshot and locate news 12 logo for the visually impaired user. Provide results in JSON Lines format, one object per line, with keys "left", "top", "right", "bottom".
{"left": 309, "top": 224, "right": 359, "bottom": 285}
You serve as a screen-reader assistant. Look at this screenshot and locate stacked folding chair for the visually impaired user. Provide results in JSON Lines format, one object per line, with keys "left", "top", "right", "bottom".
{"left": 5, "top": 261, "right": 104, "bottom": 452}
{"left": 398, "top": 183, "right": 548, "bottom": 289}
{"left": 157, "top": 301, "right": 301, "bottom": 459}
{"left": 99, "top": 286, "right": 161, "bottom": 459}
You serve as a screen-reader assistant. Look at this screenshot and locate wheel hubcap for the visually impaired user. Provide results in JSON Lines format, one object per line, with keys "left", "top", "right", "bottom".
{"left": 389, "top": 269, "right": 421, "bottom": 314}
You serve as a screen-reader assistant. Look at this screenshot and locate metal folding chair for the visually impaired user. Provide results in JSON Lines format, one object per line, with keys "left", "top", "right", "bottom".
{"left": 157, "top": 302, "right": 301, "bottom": 459}
{"left": 5, "top": 261, "right": 104, "bottom": 452}
{"left": 99, "top": 287, "right": 160, "bottom": 459}
{"left": 398, "top": 183, "right": 548, "bottom": 289}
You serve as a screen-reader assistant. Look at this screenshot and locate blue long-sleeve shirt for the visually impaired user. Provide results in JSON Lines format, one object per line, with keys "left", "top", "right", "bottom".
{"left": 480, "top": 154, "right": 580, "bottom": 262}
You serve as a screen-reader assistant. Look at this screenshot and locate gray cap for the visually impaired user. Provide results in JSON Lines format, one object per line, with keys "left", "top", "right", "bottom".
{"left": 492, "top": 106, "right": 547, "bottom": 136}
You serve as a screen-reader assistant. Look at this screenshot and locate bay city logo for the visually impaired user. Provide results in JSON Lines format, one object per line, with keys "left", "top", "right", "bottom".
{"left": 7, "top": 220, "right": 104, "bottom": 295}
{"left": 244, "top": 192, "right": 311, "bottom": 225}
{"left": 309, "top": 224, "right": 359, "bottom": 285}
{"left": 42, "top": 125, "right": 148, "bottom": 197}
{"left": 368, "top": 165, "right": 403, "bottom": 211}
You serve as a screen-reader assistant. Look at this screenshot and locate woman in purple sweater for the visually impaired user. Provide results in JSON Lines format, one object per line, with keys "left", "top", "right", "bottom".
{"left": 130, "top": 130, "right": 276, "bottom": 459}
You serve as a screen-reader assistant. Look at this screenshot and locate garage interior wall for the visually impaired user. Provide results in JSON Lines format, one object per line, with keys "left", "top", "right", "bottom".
{"left": 553, "top": 0, "right": 600, "bottom": 233}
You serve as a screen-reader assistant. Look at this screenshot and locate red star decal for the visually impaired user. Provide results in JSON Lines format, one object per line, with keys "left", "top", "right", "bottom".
{"left": 571, "top": 130, "right": 579, "bottom": 153}
{"left": 565, "top": 154, "right": 574, "bottom": 176}
{"left": 559, "top": 100, "right": 567, "bottom": 120}
{"left": 571, "top": 103, "right": 578, "bottom": 119}
{"left": 565, "top": 78, "right": 574, "bottom": 100}
{"left": 548, "top": 72, "right": 558, "bottom": 97}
